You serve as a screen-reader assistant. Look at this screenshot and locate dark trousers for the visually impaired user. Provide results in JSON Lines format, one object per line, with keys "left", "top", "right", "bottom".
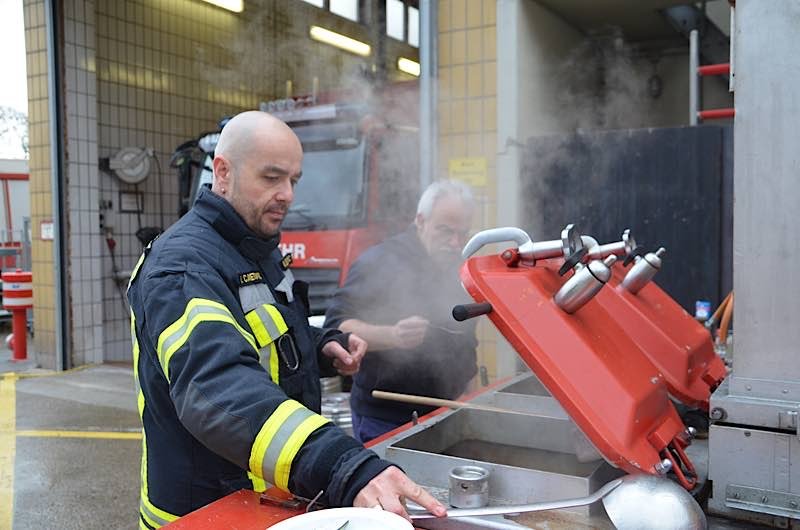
{"left": 351, "top": 410, "right": 403, "bottom": 444}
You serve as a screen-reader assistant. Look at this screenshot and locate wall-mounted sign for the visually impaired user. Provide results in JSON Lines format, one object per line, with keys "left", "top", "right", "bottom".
{"left": 40, "top": 219, "right": 54, "bottom": 240}
{"left": 448, "top": 157, "right": 488, "bottom": 187}
{"left": 119, "top": 191, "right": 144, "bottom": 213}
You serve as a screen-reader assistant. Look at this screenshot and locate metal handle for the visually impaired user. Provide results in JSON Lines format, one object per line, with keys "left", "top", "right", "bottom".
{"left": 462, "top": 227, "right": 533, "bottom": 259}
{"left": 452, "top": 302, "right": 492, "bottom": 321}
{"left": 409, "top": 478, "right": 623, "bottom": 519}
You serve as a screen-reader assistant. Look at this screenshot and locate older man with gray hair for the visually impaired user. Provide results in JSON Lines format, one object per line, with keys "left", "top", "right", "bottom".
{"left": 325, "top": 179, "right": 479, "bottom": 443}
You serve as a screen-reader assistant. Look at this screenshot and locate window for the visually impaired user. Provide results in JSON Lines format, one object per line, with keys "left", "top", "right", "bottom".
{"left": 407, "top": 6, "right": 419, "bottom": 47}
{"left": 299, "top": 0, "right": 359, "bottom": 22}
{"left": 386, "top": 0, "right": 419, "bottom": 48}
{"left": 330, "top": 0, "right": 358, "bottom": 22}
{"left": 386, "top": 0, "right": 405, "bottom": 41}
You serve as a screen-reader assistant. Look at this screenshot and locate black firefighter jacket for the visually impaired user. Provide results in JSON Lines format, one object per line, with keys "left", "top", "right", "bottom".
{"left": 128, "top": 188, "right": 392, "bottom": 529}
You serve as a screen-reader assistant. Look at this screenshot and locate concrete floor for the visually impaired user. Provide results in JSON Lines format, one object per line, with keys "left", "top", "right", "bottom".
{"left": 0, "top": 341, "right": 140, "bottom": 530}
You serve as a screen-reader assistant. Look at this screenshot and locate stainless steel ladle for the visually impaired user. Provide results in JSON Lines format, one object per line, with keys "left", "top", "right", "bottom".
{"left": 409, "top": 474, "right": 707, "bottom": 530}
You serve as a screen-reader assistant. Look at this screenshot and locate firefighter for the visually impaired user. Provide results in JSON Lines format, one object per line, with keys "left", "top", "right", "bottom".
{"left": 325, "top": 180, "right": 479, "bottom": 443}
{"left": 128, "top": 111, "right": 445, "bottom": 529}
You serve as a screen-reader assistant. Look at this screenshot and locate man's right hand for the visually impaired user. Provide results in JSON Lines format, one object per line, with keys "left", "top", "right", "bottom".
{"left": 391, "top": 316, "right": 429, "bottom": 349}
{"left": 353, "top": 466, "right": 446, "bottom": 520}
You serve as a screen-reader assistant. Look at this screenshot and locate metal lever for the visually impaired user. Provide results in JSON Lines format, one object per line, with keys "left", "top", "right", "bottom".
{"left": 452, "top": 302, "right": 493, "bottom": 321}
{"left": 462, "top": 227, "right": 534, "bottom": 260}
{"left": 582, "top": 228, "right": 637, "bottom": 260}
{"left": 410, "top": 478, "right": 623, "bottom": 519}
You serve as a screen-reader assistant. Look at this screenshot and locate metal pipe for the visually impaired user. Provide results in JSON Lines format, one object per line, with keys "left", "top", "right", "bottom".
{"left": 45, "top": 0, "right": 69, "bottom": 371}
{"left": 689, "top": 29, "right": 700, "bottom": 126}
{"left": 698, "top": 108, "right": 736, "bottom": 120}
{"left": 419, "top": 0, "right": 438, "bottom": 190}
{"left": 698, "top": 63, "right": 731, "bottom": 76}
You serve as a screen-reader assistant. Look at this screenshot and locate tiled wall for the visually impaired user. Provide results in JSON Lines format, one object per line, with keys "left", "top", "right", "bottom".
{"left": 65, "top": 0, "right": 104, "bottom": 365}
{"left": 27, "top": 0, "right": 420, "bottom": 366}
{"left": 437, "top": 0, "right": 501, "bottom": 380}
{"left": 23, "top": 0, "right": 57, "bottom": 368}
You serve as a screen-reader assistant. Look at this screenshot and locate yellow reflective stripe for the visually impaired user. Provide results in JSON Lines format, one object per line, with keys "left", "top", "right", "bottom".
{"left": 140, "top": 496, "right": 178, "bottom": 528}
{"left": 268, "top": 343, "right": 280, "bottom": 384}
{"left": 245, "top": 305, "right": 288, "bottom": 384}
{"left": 157, "top": 298, "right": 257, "bottom": 382}
{"left": 250, "top": 401, "right": 302, "bottom": 482}
{"left": 128, "top": 250, "right": 147, "bottom": 291}
{"left": 274, "top": 414, "right": 330, "bottom": 490}
{"left": 245, "top": 305, "right": 288, "bottom": 347}
{"left": 248, "top": 401, "right": 331, "bottom": 492}
{"left": 133, "top": 311, "right": 178, "bottom": 529}
{"left": 248, "top": 471, "right": 268, "bottom": 493}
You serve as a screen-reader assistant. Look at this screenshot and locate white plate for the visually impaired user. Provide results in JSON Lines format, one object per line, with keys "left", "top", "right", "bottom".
{"left": 268, "top": 507, "right": 413, "bottom": 530}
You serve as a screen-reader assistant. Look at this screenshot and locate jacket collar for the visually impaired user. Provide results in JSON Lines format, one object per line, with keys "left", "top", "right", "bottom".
{"left": 193, "top": 186, "right": 280, "bottom": 262}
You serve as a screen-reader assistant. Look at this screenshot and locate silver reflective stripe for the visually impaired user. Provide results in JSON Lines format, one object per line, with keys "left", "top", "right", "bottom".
{"left": 254, "top": 305, "right": 282, "bottom": 342}
{"left": 274, "top": 269, "right": 295, "bottom": 303}
{"left": 261, "top": 406, "right": 315, "bottom": 479}
{"left": 158, "top": 304, "right": 234, "bottom": 367}
{"left": 258, "top": 346, "right": 271, "bottom": 370}
{"left": 140, "top": 500, "right": 173, "bottom": 528}
{"left": 239, "top": 283, "right": 275, "bottom": 313}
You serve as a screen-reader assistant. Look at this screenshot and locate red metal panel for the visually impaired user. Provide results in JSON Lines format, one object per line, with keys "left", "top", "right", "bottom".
{"left": 595, "top": 264, "right": 728, "bottom": 410}
{"left": 460, "top": 254, "right": 696, "bottom": 487}
{"left": 164, "top": 490, "right": 302, "bottom": 529}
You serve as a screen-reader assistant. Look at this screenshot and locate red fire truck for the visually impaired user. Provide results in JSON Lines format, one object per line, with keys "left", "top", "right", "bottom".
{"left": 172, "top": 83, "right": 420, "bottom": 315}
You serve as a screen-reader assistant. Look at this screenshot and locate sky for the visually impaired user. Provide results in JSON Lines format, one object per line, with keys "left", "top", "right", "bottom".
{"left": 0, "top": 0, "right": 27, "bottom": 114}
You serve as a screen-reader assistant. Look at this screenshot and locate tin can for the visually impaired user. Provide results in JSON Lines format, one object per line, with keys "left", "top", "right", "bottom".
{"left": 449, "top": 465, "right": 490, "bottom": 508}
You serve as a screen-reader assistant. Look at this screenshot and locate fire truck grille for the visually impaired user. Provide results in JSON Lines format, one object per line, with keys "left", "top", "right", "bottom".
{"left": 292, "top": 268, "right": 341, "bottom": 316}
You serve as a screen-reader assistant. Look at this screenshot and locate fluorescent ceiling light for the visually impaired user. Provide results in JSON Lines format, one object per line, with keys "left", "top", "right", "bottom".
{"left": 200, "top": 0, "right": 243, "bottom": 12}
{"left": 309, "top": 26, "right": 371, "bottom": 57}
{"left": 397, "top": 57, "right": 420, "bottom": 77}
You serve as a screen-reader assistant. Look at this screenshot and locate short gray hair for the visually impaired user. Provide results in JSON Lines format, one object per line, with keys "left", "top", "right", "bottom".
{"left": 416, "top": 180, "right": 475, "bottom": 218}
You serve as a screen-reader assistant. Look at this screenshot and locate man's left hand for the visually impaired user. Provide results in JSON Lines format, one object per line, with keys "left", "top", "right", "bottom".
{"left": 322, "top": 334, "right": 367, "bottom": 376}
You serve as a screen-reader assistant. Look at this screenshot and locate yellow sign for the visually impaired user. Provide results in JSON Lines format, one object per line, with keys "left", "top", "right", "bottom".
{"left": 448, "top": 157, "right": 488, "bottom": 187}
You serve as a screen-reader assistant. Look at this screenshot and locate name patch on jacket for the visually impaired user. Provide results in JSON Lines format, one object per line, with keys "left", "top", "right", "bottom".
{"left": 280, "top": 253, "right": 293, "bottom": 270}
{"left": 239, "top": 271, "right": 263, "bottom": 286}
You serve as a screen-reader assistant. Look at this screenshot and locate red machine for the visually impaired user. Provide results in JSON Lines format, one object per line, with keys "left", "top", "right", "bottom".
{"left": 458, "top": 226, "right": 704, "bottom": 489}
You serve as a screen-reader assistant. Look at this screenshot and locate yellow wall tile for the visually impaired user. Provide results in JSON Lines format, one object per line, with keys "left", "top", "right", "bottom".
{"left": 438, "top": 0, "right": 451, "bottom": 32}
{"left": 467, "top": 63, "right": 483, "bottom": 98}
{"left": 483, "top": 0, "right": 496, "bottom": 26}
{"left": 483, "top": 97, "right": 497, "bottom": 132}
{"left": 482, "top": 26, "right": 496, "bottom": 61}
{"left": 451, "top": 100, "right": 466, "bottom": 133}
{"left": 451, "top": 134, "right": 468, "bottom": 158}
{"left": 439, "top": 30, "right": 451, "bottom": 66}
{"left": 450, "top": 30, "right": 466, "bottom": 65}
{"left": 451, "top": 0, "right": 467, "bottom": 29}
{"left": 466, "top": 28, "right": 482, "bottom": 63}
{"left": 451, "top": 65, "right": 466, "bottom": 98}
{"left": 467, "top": 133, "right": 483, "bottom": 155}
{"left": 467, "top": 99, "right": 483, "bottom": 132}
{"left": 438, "top": 101, "right": 452, "bottom": 135}
{"left": 482, "top": 61, "right": 497, "bottom": 96}
{"left": 467, "top": 0, "right": 482, "bottom": 28}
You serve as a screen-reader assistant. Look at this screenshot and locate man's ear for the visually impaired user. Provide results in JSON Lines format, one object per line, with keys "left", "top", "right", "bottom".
{"left": 212, "top": 156, "right": 230, "bottom": 190}
{"left": 414, "top": 212, "right": 425, "bottom": 230}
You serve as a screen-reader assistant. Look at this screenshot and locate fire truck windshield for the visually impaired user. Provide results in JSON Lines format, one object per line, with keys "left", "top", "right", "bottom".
{"left": 283, "top": 121, "right": 367, "bottom": 230}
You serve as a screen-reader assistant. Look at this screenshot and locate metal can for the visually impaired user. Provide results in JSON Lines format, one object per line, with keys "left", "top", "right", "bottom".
{"left": 449, "top": 465, "right": 490, "bottom": 508}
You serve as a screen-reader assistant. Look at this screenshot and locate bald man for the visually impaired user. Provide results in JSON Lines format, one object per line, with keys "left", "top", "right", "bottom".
{"left": 128, "top": 111, "right": 445, "bottom": 529}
